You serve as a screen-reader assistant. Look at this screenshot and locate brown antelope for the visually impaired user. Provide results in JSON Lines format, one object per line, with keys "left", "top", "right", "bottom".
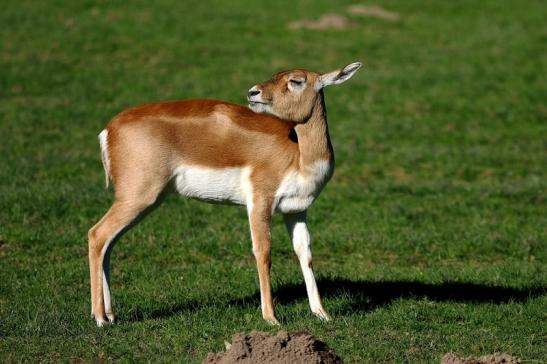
{"left": 88, "top": 62, "right": 362, "bottom": 326}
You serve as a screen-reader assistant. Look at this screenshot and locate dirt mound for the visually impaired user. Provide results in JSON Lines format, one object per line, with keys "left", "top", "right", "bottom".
{"left": 347, "top": 5, "right": 401, "bottom": 21}
{"left": 204, "top": 331, "right": 342, "bottom": 364}
{"left": 288, "top": 14, "right": 351, "bottom": 31}
{"left": 441, "top": 352, "right": 521, "bottom": 364}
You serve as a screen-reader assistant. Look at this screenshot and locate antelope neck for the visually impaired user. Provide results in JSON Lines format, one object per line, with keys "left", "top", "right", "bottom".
{"left": 293, "top": 91, "right": 334, "bottom": 172}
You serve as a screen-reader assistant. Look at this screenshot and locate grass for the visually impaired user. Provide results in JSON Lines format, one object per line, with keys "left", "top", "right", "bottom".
{"left": 1, "top": 0, "right": 546, "bottom": 362}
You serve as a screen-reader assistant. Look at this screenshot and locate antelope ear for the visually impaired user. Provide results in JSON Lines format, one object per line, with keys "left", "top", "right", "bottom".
{"left": 316, "top": 62, "right": 362, "bottom": 90}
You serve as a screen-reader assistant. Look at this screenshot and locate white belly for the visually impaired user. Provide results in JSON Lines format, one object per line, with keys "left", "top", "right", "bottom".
{"left": 173, "top": 166, "right": 251, "bottom": 205}
{"left": 173, "top": 160, "right": 333, "bottom": 214}
{"left": 274, "top": 160, "right": 333, "bottom": 214}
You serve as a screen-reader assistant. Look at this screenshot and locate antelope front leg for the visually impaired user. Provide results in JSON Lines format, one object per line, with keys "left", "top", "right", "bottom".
{"left": 247, "top": 200, "right": 279, "bottom": 325}
{"left": 284, "top": 211, "right": 331, "bottom": 321}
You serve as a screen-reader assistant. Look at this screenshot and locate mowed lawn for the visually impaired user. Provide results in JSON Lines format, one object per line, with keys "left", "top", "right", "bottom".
{"left": 1, "top": 0, "right": 546, "bottom": 362}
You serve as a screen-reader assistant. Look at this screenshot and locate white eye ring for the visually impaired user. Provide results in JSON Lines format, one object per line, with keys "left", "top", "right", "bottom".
{"left": 288, "top": 78, "right": 306, "bottom": 92}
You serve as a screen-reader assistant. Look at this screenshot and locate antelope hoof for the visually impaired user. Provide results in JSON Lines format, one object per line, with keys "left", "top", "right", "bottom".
{"left": 94, "top": 314, "right": 114, "bottom": 327}
{"left": 106, "top": 312, "right": 115, "bottom": 324}
{"left": 264, "top": 316, "right": 281, "bottom": 326}
{"left": 95, "top": 318, "right": 110, "bottom": 327}
{"left": 312, "top": 308, "right": 331, "bottom": 322}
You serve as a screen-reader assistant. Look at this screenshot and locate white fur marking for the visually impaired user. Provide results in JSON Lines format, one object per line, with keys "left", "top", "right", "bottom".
{"left": 287, "top": 78, "right": 306, "bottom": 93}
{"left": 247, "top": 86, "right": 281, "bottom": 118}
{"left": 292, "top": 221, "right": 321, "bottom": 311}
{"left": 285, "top": 213, "right": 330, "bottom": 320}
{"left": 274, "top": 160, "right": 333, "bottom": 214}
{"left": 173, "top": 166, "right": 251, "bottom": 206}
{"left": 102, "top": 270, "right": 112, "bottom": 316}
{"left": 100, "top": 227, "right": 122, "bottom": 321}
{"left": 98, "top": 130, "right": 110, "bottom": 188}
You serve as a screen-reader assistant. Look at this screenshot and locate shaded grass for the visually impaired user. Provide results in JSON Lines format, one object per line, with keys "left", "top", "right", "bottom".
{"left": 1, "top": 0, "right": 546, "bottom": 362}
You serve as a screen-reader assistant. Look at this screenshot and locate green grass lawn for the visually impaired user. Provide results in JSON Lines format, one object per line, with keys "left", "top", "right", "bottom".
{"left": 1, "top": 0, "right": 546, "bottom": 362}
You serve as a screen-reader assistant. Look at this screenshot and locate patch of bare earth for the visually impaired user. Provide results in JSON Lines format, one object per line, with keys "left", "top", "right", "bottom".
{"left": 203, "top": 331, "right": 342, "bottom": 364}
{"left": 288, "top": 14, "right": 351, "bottom": 31}
{"left": 288, "top": 4, "right": 401, "bottom": 31}
{"left": 441, "top": 352, "right": 521, "bottom": 364}
{"left": 347, "top": 4, "right": 401, "bottom": 21}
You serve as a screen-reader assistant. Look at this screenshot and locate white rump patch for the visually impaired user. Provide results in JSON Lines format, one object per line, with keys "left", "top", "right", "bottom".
{"left": 173, "top": 166, "right": 251, "bottom": 206}
{"left": 98, "top": 129, "right": 111, "bottom": 188}
{"left": 274, "top": 160, "right": 333, "bottom": 214}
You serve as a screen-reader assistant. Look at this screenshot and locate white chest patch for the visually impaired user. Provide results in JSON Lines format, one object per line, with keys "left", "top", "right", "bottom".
{"left": 274, "top": 160, "right": 333, "bottom": 214}
{"left": 173, "top": 166, "right": 251, "bottom": 206}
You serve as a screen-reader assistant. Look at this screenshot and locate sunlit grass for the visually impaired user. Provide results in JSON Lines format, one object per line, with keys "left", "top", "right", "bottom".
{"left": 1, "top": 1, "right": 545, "bottom": 362}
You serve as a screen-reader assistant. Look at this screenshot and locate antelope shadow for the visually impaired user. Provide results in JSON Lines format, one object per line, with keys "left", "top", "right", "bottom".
{"left": 124, "top": 277, "right": 545, "bottom": 322}
{"left": 267, "top": 278, "right": 546, "bottom": 310}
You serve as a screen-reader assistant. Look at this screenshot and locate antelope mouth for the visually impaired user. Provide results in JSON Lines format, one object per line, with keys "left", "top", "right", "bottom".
{"left": 248, "top": 100, "right": 271, "bottom": 112}
{"left": 248, "top": 100, "right": 269, "bottom": 107}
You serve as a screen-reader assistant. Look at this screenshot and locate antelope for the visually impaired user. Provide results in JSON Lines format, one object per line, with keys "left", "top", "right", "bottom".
{"left": 88, "top": 62, "right": 362, "bottom": 326}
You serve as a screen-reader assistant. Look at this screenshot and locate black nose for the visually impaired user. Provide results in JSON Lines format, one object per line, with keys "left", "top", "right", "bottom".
{"left": 248, "top": 89, "right": 260, "bottom": 98}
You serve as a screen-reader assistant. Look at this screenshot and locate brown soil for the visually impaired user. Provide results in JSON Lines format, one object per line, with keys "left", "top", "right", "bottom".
{"left": 441, "top": 352, "right": 521, "bottom": 364}
{"left": 288, "top": 14, "right": 351, "bottom": 31}
{"left": 203, "top": 331, "right": 343, "bottom": 364}
{"left": 347, "top": 5, "right": 401, "bottom": 21}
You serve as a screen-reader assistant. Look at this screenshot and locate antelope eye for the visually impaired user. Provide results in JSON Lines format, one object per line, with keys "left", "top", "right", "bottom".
{"left": 289, "top": 79, "right": 304, "bottom": 85}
